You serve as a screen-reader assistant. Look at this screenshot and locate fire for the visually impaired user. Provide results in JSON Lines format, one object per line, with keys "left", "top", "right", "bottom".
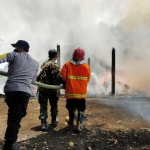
{"left": 88, "top": 71, "right": 134, "bottom": 95}
{"left": 102, "top": 71, "right": 132, "bottom": 87}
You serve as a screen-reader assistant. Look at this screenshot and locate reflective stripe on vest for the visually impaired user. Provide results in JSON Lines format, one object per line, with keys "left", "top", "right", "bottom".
{"left": 67, "top": 75, "right": 88, "bottom": 80}
{"left": 65, "top": 93, "right": 87, "bottom": 98}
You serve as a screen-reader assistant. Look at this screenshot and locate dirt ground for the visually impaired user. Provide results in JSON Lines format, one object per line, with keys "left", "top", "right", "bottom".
{"left": 0, "top": 96, "right": 150, "bottom": 150}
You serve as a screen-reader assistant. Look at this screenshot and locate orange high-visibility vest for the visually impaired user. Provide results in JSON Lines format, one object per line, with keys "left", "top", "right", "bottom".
{"left": 60, "top": 62, "right": 91, "bottom": 99}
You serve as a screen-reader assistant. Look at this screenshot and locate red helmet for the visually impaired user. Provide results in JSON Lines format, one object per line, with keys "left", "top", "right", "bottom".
{"left": 72, "top": 47, "right": 85, "bottom": 61}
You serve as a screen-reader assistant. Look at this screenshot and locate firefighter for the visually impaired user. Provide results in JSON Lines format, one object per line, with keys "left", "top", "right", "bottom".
{"left": 60, "top": 47, "right": 91, "bottom": 133}
{"left": 36, "top": 49, "right": 62, "bottom": 130}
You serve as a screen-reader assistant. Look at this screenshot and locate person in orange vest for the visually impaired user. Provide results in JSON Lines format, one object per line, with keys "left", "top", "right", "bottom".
{"left": 60, "top": 47, "right": 91, "bottom": 133}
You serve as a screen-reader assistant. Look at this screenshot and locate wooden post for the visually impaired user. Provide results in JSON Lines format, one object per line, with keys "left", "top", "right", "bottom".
{"left": 57, "top": 44, "right": 60, "bottom": 67}
{"left": 88, "top": 57, "right": 90, "bottom": 67}
{"left": 57, "top": 44, "right": 61, "bottom": 95}
{"left": 111, "top": 48, "right": 115, "bottom": 95}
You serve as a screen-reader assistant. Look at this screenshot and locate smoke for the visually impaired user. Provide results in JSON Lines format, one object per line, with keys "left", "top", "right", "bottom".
{"left": 0, "top": 0, "right": 150, "bottom": 95}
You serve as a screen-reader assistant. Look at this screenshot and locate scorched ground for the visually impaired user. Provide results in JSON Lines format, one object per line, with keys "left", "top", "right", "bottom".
{"left": 0, "top": 96, "right": 150, "bottom": 150}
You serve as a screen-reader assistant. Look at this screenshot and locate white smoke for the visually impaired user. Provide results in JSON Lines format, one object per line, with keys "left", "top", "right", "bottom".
{"left": 0, "top": 0, "right": 150, "bottom": 95}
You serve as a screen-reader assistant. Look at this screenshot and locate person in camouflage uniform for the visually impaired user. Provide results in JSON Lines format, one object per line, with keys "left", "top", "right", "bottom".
{"left": 37, "top": 49, "right": 62, "bottom": 130}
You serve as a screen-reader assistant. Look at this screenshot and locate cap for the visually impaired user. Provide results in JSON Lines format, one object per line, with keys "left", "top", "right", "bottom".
{"left": 11, "top": 40, "right": 30, "bottom": 52}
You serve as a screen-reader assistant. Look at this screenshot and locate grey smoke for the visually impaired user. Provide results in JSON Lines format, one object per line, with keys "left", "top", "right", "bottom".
{"left": 0, "top": 0, "right": 150, "bottom": 94}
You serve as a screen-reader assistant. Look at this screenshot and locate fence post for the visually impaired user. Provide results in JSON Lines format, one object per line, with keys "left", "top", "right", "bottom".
{"left": 111, "top": 48, "right": 115, "bottom": 95}
{"left": 57, "top": 44, "right": 61, "bottom": 95}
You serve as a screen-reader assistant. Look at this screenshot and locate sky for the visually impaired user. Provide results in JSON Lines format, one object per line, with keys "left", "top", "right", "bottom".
{"left": 0, "top": 0, "right": 150, "bottom": 95}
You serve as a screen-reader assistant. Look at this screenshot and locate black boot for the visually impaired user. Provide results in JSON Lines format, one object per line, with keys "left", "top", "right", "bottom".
{"left": 41, "top": 119, "right": 48, "bottom": 130}
{"left": 65, "top": 111, "right": 75, "bottom": 126}
{"left": 75, "top": 111, "right": 84, "bottom": 133}
{"left": 51, "top": 116, "right": 58, "bottom": 126}
{"left": 11, "top": 143, "right": 19, "bottom": 150}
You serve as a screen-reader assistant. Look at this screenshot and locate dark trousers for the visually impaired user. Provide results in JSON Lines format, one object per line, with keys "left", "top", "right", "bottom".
{"left": 4, "top": 92, "right": 30, "bottom": 142}
{"left": 66, "top": 99, "right": 86, "bottom": 112}
{"left": 38, "top": 90, "right": 59, "bottom": 120}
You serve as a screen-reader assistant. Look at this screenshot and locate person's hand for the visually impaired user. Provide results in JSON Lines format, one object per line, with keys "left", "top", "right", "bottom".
{"left": 36, "top": 75, "right": 40, "bottom": 82}
{"left": 61, "top": 80, "right": 66, "bottom": 89}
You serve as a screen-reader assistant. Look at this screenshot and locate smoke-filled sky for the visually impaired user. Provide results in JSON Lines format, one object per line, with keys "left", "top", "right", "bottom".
{"left": 0, "top": 0, "right": 150, "bottom": 94}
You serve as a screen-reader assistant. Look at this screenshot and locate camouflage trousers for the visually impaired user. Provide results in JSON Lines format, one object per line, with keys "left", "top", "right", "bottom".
{"left": 38, "top": 90, "right": 59, "bottom": 120}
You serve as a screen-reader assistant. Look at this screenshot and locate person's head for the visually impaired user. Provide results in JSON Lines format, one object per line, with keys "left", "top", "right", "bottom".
{"left": 48, "top": 49, "right": 57, "bottom": 60}
{"left": 72, "top": 47, "right": 85, "bottom": 61}
{"left": 11, "top": 40, "right": 30, "bottom": 52}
